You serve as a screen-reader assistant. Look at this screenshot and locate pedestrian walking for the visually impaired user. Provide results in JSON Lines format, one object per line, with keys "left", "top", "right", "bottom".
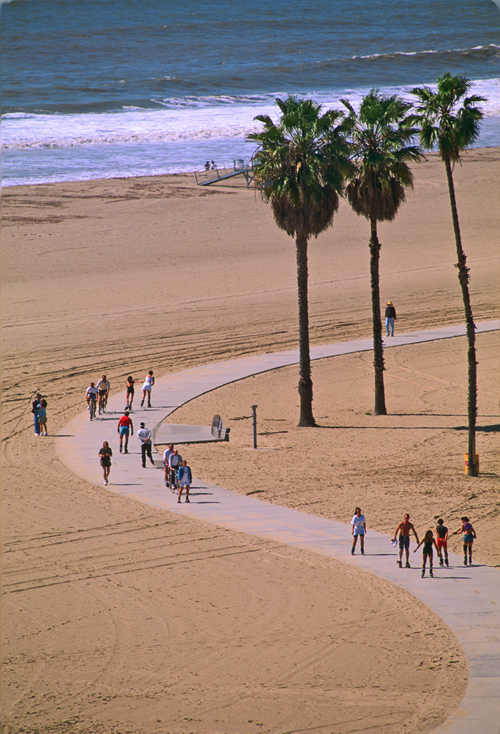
{"left": 414, "top": 530, "right": 438, "bottom": 577}
{"left": 137, "top": 422, "right": 155, "bottom": 467}
{"left": 392, "top": 513, "right": 419, "bottom": 568}
{"left": 38, "top": 399, "right": 48, "bottom": 436}
{"left": 141, "top": 370, "right": 155, "bottom": 408}
{"left": 453, "top": 516, "right": 477, "bottom": 566}
{"left": 177, "top": 459, "right": 192, "bottom": 503}
{"left": 117, "top": 410, "right": 134, "bottom": 453}
{"left": 126, "top": 376, "right": 135, "bottom": 410}
{"left": 99, "top": 440, "right": 113, "bottom": 485}
{"left": 32, "top": 392, "right": 43, "bottom": 435}
{"left": 351, "top": 507, "right": 366, "bottom": 555}
{"left": 434, "top": 518, "right": 449, "bottom": 567}
{"left": 385, "top": 301, "right": 397, "bottom": 336}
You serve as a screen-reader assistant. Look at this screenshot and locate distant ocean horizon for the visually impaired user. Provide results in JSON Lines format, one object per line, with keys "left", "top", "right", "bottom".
{"left": 2, "top": 0, "right": 499, "bottom": 186}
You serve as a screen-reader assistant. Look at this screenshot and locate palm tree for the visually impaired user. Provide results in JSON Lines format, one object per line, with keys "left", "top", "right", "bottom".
{"left": 411, "top": 73, "right": 485, "bottom": 476}
{"left": 342, "top": 90, "right": 422, "bottom": 415}
{"left": 248, "top": 96, "right": 350, "bottom": 426}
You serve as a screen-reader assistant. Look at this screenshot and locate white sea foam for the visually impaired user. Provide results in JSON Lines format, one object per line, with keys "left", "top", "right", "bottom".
{"left": 2, "top": 79, "right": 498, "bottom": 186}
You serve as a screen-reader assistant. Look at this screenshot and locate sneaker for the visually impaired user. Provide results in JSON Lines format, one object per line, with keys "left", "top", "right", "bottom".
{"left": 177, "top": 497, "right": 181, "bottom": 503}
{"left": 405, "top": 562, "right": 411, "bottom": 568}
{"left": 185, "top": 498, "right": 190, "bottom": 503}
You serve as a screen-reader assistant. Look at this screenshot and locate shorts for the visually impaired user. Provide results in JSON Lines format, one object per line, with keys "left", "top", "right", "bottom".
{"left": 436, "top": 538, "right": 447, "bottom": 549}
{"left": 353, "top": 529, "right": 365, "bottom": 536}
{"left": 98, "top": 389, "right": 107, "bottom": 397}
{"left": 120, "top": 426, "right": 130, "bottom": 436}
{"left": 100, "top": 458, "right": 111, "bottom": 468}
{"left": 399, "top": 535, "right": 410, "bottom": 550}
{"left": 127, "top": 386, "right": 134, "bottom": 395}
{"left": 463, "top": 534, "right": 474, "bottom": 543}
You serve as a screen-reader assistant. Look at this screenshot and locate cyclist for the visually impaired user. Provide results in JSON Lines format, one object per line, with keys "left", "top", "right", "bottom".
{"left": 86, "top": 382, "right": 98, "bottom": 419}
{"left": 163, "top": 444, "right": 174, "bottom": 486}
{"left": 96, "top": 374, "right": 110, "bottom": 414}
{"left": 168, "top": 448, "right": 183, "bottom": 489}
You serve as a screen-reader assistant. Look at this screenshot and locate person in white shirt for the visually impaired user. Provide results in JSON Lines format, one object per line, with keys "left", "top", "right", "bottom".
{"left": 86, "top": 382, "right": 98, "bottom": 408}
{"left": 351, "top": 507, "right": 367, "bottom": 555}
{"left": 168, "top": 448, "right": 182, "bottom": 488}
{"left": 140, "top": 370, "right": 155, "bottom": 408}
{"left": 163, "top": 444, "right": 174, "bottom": 485}
{"left": 137, "top": 422, "right": 154, "bottom": 468}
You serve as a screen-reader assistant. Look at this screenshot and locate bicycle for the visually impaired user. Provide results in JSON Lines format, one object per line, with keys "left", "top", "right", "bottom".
{"left": 167, "top": 466, "right": 179, "bottom": 493}
{"left": 98, "top": 392, "right": 108, "bottom": 415}
{"left": 88, "top": 398, "right": 97, "bottom": 421}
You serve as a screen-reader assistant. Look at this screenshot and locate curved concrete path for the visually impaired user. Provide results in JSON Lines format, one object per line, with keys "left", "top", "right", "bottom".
{"left": 57, "top": 321, "right": 500, "bottom": 734}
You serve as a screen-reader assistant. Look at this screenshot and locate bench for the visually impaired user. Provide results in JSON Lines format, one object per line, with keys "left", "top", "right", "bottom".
{"left": 211, "top": 414, "right": 230, "bottom": 441}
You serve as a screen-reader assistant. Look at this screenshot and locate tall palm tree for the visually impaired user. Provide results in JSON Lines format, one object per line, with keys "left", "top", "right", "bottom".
{"left": 411, "top": 73, "right": 485, "bottom": 476}
{"left": 342, "top": 90, "right": 422, "bottom": 415}
{"left": 248, "top": 96, "right": 350, "bottom": 426}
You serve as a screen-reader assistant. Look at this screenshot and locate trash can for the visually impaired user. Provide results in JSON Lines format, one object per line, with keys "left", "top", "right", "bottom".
{"left": 464, "top": 453, "right": 479, "bottom": 474}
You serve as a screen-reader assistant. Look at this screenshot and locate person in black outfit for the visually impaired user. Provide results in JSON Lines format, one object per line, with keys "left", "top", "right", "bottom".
{"left": 385, "top": 301, "right": 397, "bottom": 336}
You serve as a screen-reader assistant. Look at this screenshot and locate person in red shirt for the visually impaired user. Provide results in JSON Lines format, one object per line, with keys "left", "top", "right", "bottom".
{"left": 117, "top": 410, "right": 134, "bottom": 453}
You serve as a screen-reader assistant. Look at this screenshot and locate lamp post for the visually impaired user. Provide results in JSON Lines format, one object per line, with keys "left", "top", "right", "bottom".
{"left": 251, "top": 405, "right": 257, "bottom": 449}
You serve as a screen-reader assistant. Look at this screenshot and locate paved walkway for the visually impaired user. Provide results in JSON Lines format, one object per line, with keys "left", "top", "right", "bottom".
{"left": 57, "top": 321, "right": 500, "bottom": 734}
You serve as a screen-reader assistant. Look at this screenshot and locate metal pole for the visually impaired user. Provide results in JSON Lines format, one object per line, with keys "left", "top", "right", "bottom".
{"left": 251, "top": 405, "right": 257, "bottom": 449}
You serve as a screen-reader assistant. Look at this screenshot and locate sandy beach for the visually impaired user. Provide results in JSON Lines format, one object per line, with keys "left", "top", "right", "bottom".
{"left": 2, "top": 147, "right": 499, "bottom": 733}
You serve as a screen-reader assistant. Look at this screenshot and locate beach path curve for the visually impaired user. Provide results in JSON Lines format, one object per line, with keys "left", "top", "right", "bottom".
{"left": 57, "top": 321, "right": 500, "bottom": 734}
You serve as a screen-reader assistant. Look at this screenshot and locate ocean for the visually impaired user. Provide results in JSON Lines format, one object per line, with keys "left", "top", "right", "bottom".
{"left": 1, "top": 0, "right": 499, "bottom": 186}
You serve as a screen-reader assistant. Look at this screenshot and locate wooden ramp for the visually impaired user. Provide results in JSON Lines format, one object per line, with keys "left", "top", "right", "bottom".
{"left": 194, "top": 160, "right": 254, "bottom": 187}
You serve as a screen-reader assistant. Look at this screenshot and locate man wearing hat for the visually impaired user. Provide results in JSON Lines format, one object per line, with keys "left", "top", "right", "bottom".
{"left": 385, "top": 300, "right": 397, "bottom": 336}
{"left": 137, "top": 422, "right": 155, "bottom": 468}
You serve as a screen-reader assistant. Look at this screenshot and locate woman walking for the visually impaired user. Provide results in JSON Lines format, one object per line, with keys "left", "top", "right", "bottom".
{"left": 98, "top": 440, "right": 113, "bottom": 485}
{"left": 351, "top": 507, "right": 366, "bottom": 555}
{"left": 37, "top": 399, "right": 48, "bottom": 436}
{"left": 177, "top": 459, "right": 192, "bottom": 503}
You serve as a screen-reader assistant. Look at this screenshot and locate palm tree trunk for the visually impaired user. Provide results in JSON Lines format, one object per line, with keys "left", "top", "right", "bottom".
{"left": 443, "top": 156, "right": 478, "bottom": 476}
{"left": 296, "top": 233, "right": 316, "bottom": 427}
{"left": 369, "top": 219, "right": 387, "bottom": 415}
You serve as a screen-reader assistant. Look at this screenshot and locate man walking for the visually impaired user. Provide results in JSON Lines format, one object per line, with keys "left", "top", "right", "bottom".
{"left": 137, "top": 422, "right": 155, "bottom": 468}
{"left": 392, "top": 513, "right": 419, "bottom": 568}
{"left": 32, "top": 392, "right": 43, "bottom": 435}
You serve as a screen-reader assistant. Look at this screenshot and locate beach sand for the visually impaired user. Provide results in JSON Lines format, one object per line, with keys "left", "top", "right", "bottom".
{"left": 2, "top": 148, "right": 498, "bottom": 733}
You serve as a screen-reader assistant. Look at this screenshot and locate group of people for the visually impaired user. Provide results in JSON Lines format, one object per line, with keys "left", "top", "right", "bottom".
{"left": 352, "top": 509, "right": 477, "bottom": 577}
{"left": 86, "top": 370, "right": 155, "bottom": 416}
{"left": 32, "top": 393, "right": 48, "bottom": 435}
